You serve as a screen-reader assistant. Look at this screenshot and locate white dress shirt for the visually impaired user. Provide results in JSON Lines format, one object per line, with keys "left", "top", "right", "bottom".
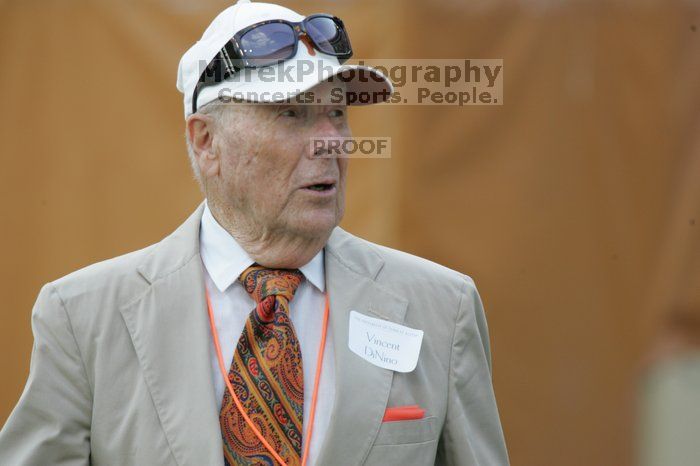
{"left": 199, "top": 200, "right": 335, "bottom": 465}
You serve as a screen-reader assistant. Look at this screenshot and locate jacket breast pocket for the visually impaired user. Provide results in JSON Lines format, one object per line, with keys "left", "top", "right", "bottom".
{"left": 373, "top": 415, "right": 439, "bottom": 446}
{"left": 364, "top": 416, "right": 440, "bottom": 465}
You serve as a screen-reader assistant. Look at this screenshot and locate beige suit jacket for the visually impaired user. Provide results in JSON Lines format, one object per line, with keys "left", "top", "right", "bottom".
{"left": 0, "top": 202, "right": 509, "bottom": 465}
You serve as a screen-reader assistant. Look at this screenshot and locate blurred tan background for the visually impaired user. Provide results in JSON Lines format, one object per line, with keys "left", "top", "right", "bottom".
{"left": 1, "top": 0, "right": 699, "bottom": 465}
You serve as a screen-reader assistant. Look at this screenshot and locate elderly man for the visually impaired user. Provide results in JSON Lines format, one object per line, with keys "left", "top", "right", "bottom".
{"left": 0, "top": 1, "right": 508, "bottom": 465}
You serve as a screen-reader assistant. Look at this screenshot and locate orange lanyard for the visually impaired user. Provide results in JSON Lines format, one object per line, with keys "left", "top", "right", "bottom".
{"left": 205, "top": 286, "right": 330, "bottom": 466}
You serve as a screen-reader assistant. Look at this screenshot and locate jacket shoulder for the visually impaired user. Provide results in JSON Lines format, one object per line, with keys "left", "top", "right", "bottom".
{"left": 338, "top": 229, "right": 475, "bottom": 297}
{"left": 336, "top": 230, "right": 480, "bottom": 343}
{"left": 47, "top": 242, "right": 157, "bottom": 307}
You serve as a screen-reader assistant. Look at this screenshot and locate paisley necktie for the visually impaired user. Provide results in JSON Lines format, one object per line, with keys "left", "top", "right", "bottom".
{"left": 220, "top": 264, "right": 305, "bottom": 466}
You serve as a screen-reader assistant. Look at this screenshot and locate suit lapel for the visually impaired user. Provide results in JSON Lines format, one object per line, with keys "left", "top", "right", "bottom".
{"left": 118, "top": 204, "right": 406, "bottom": 466}
{"left": 315, "top": 228, "right": 409, "bottom": 466}
{"left": 119, "top": 202, "right": 224, "bottom": 466}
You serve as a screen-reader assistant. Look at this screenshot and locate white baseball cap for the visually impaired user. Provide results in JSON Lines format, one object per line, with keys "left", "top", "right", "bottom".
{"left": 176, "top": 0, "right": 394, "bottom": 120}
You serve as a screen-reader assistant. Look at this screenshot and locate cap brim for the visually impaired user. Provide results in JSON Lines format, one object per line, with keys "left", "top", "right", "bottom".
{"left": 195, "top": 56, "right": 394, "bottom": 112}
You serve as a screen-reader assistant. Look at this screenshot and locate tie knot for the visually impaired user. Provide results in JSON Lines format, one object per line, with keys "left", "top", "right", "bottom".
{"left": 238, "top": 264, "right": 305, "bottom": 303}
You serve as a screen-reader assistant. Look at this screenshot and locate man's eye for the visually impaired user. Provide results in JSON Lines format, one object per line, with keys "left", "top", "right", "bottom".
{"left": 329, "top": 108, "right": 345, "bottom": 118}
{"left": 280, "top": 109, "right": 298, "bottom": 117}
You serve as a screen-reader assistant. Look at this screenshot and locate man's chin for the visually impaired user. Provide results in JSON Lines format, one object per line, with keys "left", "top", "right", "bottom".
{"left": 286, "top": 211, "right": 341, "bottom": 240}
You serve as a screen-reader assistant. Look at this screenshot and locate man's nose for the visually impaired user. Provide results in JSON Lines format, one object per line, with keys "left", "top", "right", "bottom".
{"left": 313, "top": 115, "right": 344, "bottom": 137}
{"left": 308, "top": 119, "right": 346, "bottom": 159}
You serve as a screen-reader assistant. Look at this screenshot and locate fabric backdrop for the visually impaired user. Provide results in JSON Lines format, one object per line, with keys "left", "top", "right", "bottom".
{"left": 1, "top": 1, "right": 698, "bottom": 465}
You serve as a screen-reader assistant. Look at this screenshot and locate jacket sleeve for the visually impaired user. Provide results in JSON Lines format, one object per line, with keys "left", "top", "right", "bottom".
{"left": 0, "top": 283, "right": 92, "bottom": 465}
{"left": 436, "top": 276, "right": 510, "bottom": 466}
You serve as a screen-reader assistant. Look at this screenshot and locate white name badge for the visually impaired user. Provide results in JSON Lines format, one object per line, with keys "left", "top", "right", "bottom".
{"left": 348, "top": 310, "right": 424, "bottom": 373}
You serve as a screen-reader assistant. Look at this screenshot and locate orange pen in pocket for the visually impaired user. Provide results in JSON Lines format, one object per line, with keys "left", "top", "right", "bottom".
{"left": 382, "top": 404, "right": 426, "bottom": 422}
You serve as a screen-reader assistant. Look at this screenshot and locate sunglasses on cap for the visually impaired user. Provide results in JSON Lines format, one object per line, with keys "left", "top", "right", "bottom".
{"left": 192, "top": 14, "right": 353, "bottom": 114}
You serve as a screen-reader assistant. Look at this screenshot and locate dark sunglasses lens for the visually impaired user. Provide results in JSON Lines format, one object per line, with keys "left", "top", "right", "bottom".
{"left": 240, "top": 22, "right": 296, "bottom": 64}
{"left": 306, "top": 17, "right": 351, "bottom": 55}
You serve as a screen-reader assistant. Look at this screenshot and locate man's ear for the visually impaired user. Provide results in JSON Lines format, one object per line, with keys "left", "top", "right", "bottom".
{"left": 186, "top": 114, "right": 220, "bottom": 179}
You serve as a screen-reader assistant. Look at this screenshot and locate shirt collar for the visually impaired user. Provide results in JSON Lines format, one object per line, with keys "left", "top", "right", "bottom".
{"left": 199, "top": 200, "right": 326, "bottom": 293}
